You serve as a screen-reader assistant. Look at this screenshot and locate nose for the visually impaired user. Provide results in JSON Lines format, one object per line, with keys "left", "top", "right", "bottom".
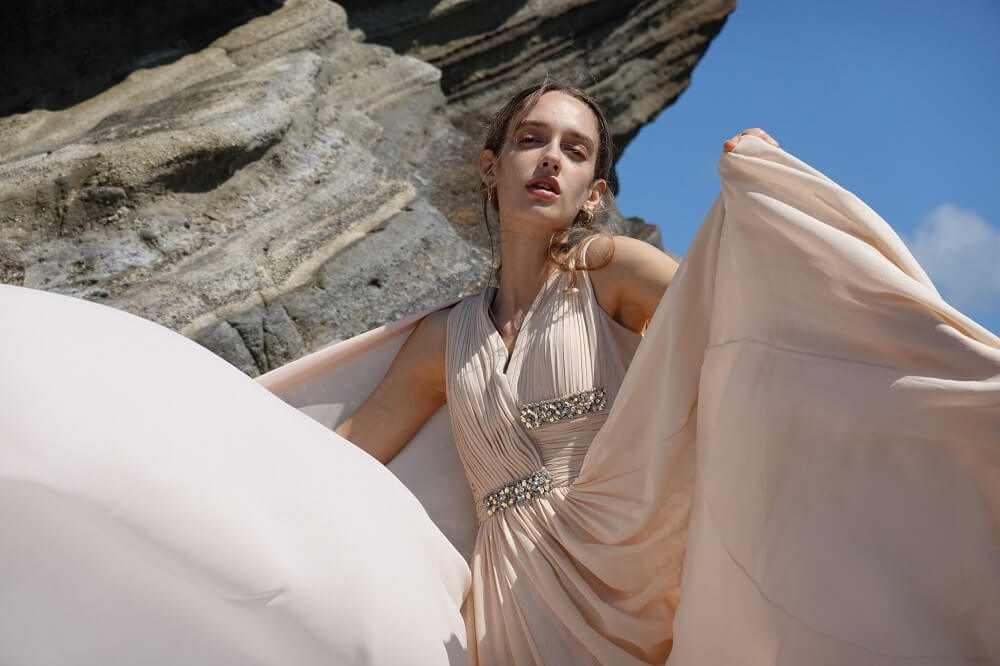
{"left": 539, "top": 152, "right": 560, "bottom": 173}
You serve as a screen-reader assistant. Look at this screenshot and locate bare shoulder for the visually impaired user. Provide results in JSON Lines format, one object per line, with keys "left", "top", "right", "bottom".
{"left": 584, "top": 234, "right": 679, "bottom": 333}
{"left": 400, "top": 305, "right": 452, "bottom": 382}
{"left": 585, "top": 234, "right": 676, "bottom": 272}
{"left": 413, "top": 304, "right": 452, "bottom": 341}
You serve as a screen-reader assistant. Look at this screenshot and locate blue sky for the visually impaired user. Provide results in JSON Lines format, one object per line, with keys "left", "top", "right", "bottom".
{"left": 616, "top": 0, "right": 1000, "bottom": 336}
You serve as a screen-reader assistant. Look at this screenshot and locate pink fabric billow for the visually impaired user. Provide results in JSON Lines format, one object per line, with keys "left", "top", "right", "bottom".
{"left": 2, "top": 136, "right": 998, "bottom": 665}
{"left": 0, "top": 287, "right": 469, "bottom": 665}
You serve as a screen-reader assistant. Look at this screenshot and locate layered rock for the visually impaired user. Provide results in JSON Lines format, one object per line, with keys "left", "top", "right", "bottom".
{"left": 0, "top": 0, "right": 732, "bottom": 375}
{"left": 340, "top": 0, "right": 734, "bottom": 146}
{"left": 340, "top": 0, "right": 734, "bottom": 245}
{"left": 0, "top": 0, "right": 284, "bottom": 117}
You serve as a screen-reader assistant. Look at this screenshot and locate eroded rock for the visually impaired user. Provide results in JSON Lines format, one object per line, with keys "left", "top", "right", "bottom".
{"left": 0, "top": 0, "right": 728, "bottom": 375}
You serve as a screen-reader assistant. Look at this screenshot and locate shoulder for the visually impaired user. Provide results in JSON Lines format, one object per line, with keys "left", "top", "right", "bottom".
{"left": 422, "top": 302, "right": 457, "bottom": 327}
{"left": 584, "top": 234, "right": 677, "bottom": 275}
{"left": 411, "top": 302, "right": 455, "bottom": 344}
{"left": 584, "top": 234, "right": 679, "bottom": 333}
{"left": 584, "top": 234, "right": 678, "bottom": 294}
{"left": 396, "top": 303, "right": 456, "bottom": 379}
{"left": 406, "top": 292, "right": 483, "bottom": 355}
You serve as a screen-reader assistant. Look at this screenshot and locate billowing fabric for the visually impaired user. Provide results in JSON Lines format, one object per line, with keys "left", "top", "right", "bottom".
{"left": 2, "top": 136, "right": 998, "bottom": 665}
{"left": 268, "top": 136, "right": 1000, "bottom": 665}
{"left": 654, "top": 139, "right": 1000, "bottom": 664}
{"left": 0, "top": 286, "right": 469, "bottom": 666}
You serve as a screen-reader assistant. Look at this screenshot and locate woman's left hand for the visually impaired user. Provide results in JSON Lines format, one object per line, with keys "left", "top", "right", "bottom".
{"left": 723, "top": 128, "right": 780, "bottom": 152}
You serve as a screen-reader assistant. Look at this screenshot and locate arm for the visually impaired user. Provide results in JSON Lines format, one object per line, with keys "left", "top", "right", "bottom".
{"left": 586, "top": 234, "right": 679, "bottom": 334}
{"left": 585, "top": 127, "right": 775, "bottom": 330}
{"left": 334, "top": 307, "right": 450, "bottom": 465}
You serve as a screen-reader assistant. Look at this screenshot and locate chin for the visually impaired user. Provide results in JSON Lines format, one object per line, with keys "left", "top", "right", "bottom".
{"left": 530, "top": 213, "right": 573, "bottom": 235}
{"left": 525, "top": 203, "right": 572, "bottom": 225}
{"left": 499, "top": 199, "right": 573, "bottom": 234}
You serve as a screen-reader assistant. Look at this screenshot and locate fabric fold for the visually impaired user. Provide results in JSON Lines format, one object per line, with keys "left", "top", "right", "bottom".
{"left": 0, "top": 286, "right": 470, "bottom": 666}
{"left": 1, "top": 135, "right": 997, "bottom": 665}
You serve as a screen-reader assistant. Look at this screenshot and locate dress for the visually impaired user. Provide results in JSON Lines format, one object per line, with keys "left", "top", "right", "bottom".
{"left": 445, "top": 259, "right": 673, "bottom": 665}
{"left": 3, "top": 136, "right": 999, "bottom": 666}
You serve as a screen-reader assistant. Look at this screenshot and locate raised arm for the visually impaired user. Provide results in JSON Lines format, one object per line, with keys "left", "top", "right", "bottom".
{"left": 334, "top": 307, "right": 450, "bottom": 465}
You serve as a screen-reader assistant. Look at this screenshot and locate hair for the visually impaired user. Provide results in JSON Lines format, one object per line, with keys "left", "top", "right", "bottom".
{"left": 480, "top": 80, "right": 616, "bottom": 291}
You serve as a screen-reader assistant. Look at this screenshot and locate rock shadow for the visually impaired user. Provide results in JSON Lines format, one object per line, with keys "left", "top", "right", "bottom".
{"left": 0, "top": 0, "right": 283, "bottom": 116}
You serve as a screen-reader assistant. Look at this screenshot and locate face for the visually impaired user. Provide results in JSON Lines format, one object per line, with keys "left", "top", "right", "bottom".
{"left": 480, "top": 91, "right": 607, "bottom": 236}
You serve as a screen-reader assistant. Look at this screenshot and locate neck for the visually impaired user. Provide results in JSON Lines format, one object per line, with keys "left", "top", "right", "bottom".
{"left": 492, "top": 225, "right": 557, "bottom": 325}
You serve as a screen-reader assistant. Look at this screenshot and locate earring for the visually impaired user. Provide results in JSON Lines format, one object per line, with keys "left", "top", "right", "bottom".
{"left": 487, "top": 185, "right": 496, "bottom": 206}
{"left": 577, "top": 208, "right": 594, "bottom": 226}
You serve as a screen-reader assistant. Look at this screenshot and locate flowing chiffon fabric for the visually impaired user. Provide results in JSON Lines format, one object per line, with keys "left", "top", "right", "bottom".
{"left": 2, "top": 136, "right": 999, "bottom": 665}
{"left": 0, "top": 291, "right": 469, "bottom": 665}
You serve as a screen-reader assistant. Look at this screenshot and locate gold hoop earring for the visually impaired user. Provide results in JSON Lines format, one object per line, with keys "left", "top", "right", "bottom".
{"left": 486, "top": 185, "right": 495, "bottom": 206}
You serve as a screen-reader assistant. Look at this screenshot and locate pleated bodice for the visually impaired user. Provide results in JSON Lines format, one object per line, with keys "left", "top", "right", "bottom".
{"left": 443, "top": 260, "right": 680, "bottom": 666}
{"left": 445, "top": 265, "right": 641, "bottom": 524}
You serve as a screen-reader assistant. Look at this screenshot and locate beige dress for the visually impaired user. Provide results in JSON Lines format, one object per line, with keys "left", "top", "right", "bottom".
{"left": 5, "top": 136, "right": 998, "bottom": 666}
{"left": 446, "top": 254, "right": 678, "bottom": 665}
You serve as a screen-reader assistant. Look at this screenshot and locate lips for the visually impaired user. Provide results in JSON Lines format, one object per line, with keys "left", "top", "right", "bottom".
{"left": 526, "top": 176, "right": 561, "bottom": 199}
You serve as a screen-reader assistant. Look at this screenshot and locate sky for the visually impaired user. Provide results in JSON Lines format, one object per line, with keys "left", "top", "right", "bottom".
{"left": 616, "top": 0, "right": 1000, "bottom": 336}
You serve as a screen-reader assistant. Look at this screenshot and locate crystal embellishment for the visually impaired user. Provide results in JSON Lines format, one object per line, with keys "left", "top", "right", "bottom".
{"left": 518, "top": 387, "right": 607, "bottom": 429}
{"left": 483, "top": 468, "right": 553, "bottom": 516}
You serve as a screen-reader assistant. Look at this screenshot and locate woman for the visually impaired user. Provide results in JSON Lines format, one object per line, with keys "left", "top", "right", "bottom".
{"left": 332, "top": 81, "right": 770, "bottom": 664}
{"left": 3, "top": 82, "right": 997, "bottom": 666}
{"left": 329, "top": 80, "right": 1000, "bottom": 665}
{"left": 334, "top": 83, "right": 774, "bottom": 466}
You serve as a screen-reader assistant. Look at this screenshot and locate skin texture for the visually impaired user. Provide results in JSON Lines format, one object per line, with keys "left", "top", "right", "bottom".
{"left": 336, "top": 93, "right": 779, "bottom": 463}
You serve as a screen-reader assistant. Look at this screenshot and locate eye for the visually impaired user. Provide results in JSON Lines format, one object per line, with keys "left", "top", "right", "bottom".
{"left": 564, "top": 144, "right": 587, "bottom": 159}
{"left": 518, "top": 135, "right": 540, "bottom": 146}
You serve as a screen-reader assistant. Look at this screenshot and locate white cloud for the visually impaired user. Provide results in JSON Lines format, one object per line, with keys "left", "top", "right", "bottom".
{"left": 904, "top": 203, "right": 1000, "bottom": 314}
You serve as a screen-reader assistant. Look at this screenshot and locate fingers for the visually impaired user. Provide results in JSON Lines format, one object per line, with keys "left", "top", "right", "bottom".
{"left": 746, "top": 128, "right": 779, "bottom": 147}
{"left": 722, "top": 127, "right": 780, "bottom": 152}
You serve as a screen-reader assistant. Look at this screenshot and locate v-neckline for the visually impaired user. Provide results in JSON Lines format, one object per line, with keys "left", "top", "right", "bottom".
{"left": 482, "top": 269, "right": 559, "bottom": 376}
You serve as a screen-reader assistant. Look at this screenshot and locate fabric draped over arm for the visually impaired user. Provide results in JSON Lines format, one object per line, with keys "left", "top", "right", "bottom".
{"left": 1, "top": 135, "right": 997, "bottom": 665}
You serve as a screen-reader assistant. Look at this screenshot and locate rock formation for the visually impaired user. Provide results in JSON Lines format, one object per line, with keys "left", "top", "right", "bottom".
{"left": 0, "top": 0, "right": 733, "bottom": 375}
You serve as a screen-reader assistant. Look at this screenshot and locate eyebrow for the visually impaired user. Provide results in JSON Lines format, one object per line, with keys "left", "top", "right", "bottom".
{"left": 514, "top": 120, "right": 596, "bottom": 152}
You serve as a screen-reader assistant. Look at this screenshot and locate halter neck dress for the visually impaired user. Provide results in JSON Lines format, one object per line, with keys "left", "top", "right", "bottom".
{"left": 445, "top": 248, "right": 678, "bottom": 665}
{"left": 6, "top": 136, "right": 999, "bottom": 666}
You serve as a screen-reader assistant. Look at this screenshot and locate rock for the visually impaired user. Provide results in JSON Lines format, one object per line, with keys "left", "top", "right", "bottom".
{"left": 339, "top": 0, "right": 736, "bottom": 147}
{"left": 341, "top": 0, "right": 735, "bottom": 237}
{"left": 0, "top": 0, "right": 284, "bottom": 117}
{"left": 0, "top": 0, "right": 731, "bottom": 375}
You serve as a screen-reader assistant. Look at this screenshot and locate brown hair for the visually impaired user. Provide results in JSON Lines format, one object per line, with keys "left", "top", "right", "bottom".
{"left": 480, "top": 80, "right": 616, "bottom": 290}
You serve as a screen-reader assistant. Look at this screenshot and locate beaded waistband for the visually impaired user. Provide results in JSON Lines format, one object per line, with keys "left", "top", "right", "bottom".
{"left": 518, "top": 387, "right": 607, "bottom": 430}
{"left": 482, "top": 468, "right": 553, "bottom": 516}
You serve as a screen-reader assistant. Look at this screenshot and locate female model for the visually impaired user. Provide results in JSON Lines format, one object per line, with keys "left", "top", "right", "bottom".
{"left": 336, "top": 81, "right": 779, "bottom": 664}
{"left": 3, "top": 81, "right": 996, "bottom": 666}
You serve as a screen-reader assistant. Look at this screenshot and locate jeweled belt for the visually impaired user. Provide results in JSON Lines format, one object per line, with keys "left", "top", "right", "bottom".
{"left": 518, "top": 386, "right": 607, "bottom": 430}
{"left": 482, "top": 468, "right": 553, "bottom": 516}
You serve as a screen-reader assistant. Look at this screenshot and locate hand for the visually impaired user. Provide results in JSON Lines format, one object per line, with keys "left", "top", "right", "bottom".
{"left": 723, "top": 128, "right": 780, "bottom": 152}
